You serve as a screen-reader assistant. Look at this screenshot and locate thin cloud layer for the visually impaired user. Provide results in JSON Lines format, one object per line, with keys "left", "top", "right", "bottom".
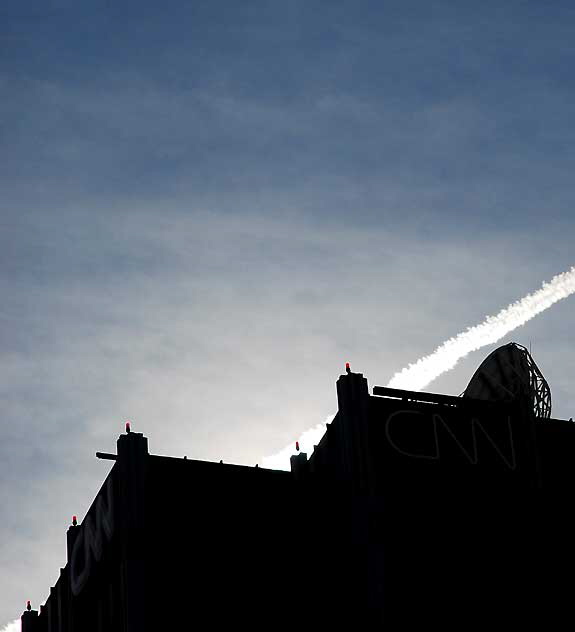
{"left": 0, "top": 619, "right": 19, "bottom": 632}
{"left": 388, "top": 265, "right": 575, "bottom": 390}
{"left": 265, "top": 265, "right": 575, "bottom": 470}
{"left": 2, "top": 0, "right": 575, "bottom": 627}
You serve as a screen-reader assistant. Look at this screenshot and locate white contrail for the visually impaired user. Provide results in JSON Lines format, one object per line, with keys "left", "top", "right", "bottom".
{"left": 263, "top": 265, "right": 575, "bottom": 470}
{"left": 387, "top": 265, "right": 575, "bottom": 390}
{"left": 261, "top": 419, "right": 333, "bottom": 471}
{"left": 0, "top": 619, "right": 20, "bottom": 632}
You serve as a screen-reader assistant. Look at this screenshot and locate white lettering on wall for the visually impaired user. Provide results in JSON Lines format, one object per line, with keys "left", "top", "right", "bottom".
{"left": 70, "top": 476, "right": 115, "bottom": 596}
{"left": 384, "top": 410, "right": 517, "bottom": 470}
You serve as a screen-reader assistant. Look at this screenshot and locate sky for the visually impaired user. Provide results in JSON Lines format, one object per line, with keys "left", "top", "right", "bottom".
{"left": 2, "top": 0, "right": 575, "bottom": 626}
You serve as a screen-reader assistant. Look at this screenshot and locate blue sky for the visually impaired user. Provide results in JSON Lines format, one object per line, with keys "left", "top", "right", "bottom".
{"left": 1, "top": 1, "right": 575, "bottom": 626}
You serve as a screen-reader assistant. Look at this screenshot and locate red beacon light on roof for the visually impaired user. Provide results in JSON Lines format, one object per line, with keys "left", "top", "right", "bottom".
{"left": 125, "top": 421, "right": 131, "bottom": 434}
{"left": 296, "top": 441, "right": 300, "bottom": 452}
{"left": 72, "top": 515, "right": 77, "bottom": 527}
{"left": 27, "top": 600, "right": 31, "bottom": 612}
{"left": 345, "top": 362, "right": 351, "bottom": 374}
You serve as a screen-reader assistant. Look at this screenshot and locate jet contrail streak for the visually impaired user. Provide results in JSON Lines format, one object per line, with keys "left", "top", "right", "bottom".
{"left": 263, "top": 265, "right": 575, "bottom": 470}
{"left": 387, "top": 265, "right": 575, "bottom": 391}
{"left": 261, "top": 420, "right": 333, "bottom": 471}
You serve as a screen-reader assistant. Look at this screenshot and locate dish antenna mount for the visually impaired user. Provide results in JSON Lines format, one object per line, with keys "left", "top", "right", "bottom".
{"left": 463, "top": 342, "right": 551, "bottom": 418}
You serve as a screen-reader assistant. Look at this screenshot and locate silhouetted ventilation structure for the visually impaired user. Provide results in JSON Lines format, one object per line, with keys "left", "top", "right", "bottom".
{"left": 21, "top": 345, "right": 575, "bottom": 630}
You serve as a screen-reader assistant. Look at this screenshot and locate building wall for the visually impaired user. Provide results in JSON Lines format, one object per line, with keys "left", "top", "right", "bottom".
{"left": 23, "top": 371, "right": 575, "bottom": 630}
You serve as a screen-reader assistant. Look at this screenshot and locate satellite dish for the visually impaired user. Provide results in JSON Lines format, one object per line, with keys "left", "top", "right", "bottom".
{"left": 463, "top": 342, "right": 551, "bottom": 418}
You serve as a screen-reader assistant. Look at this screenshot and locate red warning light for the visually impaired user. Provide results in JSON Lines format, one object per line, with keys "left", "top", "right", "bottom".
{"left": 125, "top": 421, "right": 131, "bottom": 433}
{"left": 296, "top": 441, "right": 300, "bottom": 452}
{"left": 72, "top": 515, "right": 77, "bottom": 527}
{"left": 345, "top": 362, "right": 351, "bottom": 373}
{"left": 27, "top": 601, "right": 31, "bottom": 611}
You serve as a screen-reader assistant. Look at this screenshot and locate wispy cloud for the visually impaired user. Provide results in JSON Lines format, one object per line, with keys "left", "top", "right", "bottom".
{"left": 264, "top": 265, "right": 575, "bottom": 470}
{"left": 3, "top": 0, "right": 575, "bottom": 622}
{"left": 0, "top": 618, "right": 20, "bottom": 632}
{"left": 261, "top": 419, "right": 333, "bottom": 471}
{"left": 388, "top": 265, "right": 575, "bottom": 390}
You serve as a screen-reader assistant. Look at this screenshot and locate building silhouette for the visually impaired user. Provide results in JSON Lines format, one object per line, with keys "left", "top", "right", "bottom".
{"left": 21, "top": 360, "right": 575, "bottom": 630}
